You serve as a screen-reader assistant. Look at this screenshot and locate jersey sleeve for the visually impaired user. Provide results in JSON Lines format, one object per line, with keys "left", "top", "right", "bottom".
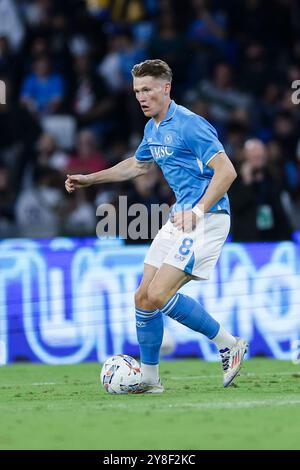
{"left": 135, "top": 134, "right": 153, "bottom": 162}
{"left": 182, "top": 115, "right": 225, "bottom": 165}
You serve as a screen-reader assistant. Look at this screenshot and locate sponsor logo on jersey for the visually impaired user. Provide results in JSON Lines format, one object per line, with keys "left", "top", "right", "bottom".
{"left": 150, "top": 146, "right": 174, "bottom": 159}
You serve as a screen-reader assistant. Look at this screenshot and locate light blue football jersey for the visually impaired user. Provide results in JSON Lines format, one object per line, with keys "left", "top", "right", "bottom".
{"left": 135, "top": 100, "right": 230, "bottom": 214}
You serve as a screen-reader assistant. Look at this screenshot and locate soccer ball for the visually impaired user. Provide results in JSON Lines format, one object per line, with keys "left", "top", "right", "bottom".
{"left": 100, "top": 354, "right": 142, "bottom": 394}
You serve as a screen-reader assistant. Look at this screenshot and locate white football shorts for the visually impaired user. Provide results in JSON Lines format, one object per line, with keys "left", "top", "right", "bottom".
{"left": 144, "top": 212, "right": 230, "bottom": 280}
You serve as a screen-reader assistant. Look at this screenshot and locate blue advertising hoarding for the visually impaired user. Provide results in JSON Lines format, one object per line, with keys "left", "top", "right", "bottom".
{"left": 0, "top": 237, "right": 299, "bottom": 365}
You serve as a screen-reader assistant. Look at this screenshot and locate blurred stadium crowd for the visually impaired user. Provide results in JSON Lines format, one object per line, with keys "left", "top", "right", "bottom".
{"left": 0, "top": 0, "right": 300, "bottom": 242}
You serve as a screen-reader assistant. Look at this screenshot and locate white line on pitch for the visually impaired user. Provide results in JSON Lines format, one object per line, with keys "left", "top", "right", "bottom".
{"left": 170, "top": 371, "right": 300, "bottom": 380}
{"left": 32, "top": 382, "right": 57, "bottom": 385}
{"left": 43, "top": 397, "right": 300, "bottom": 412}
{"left": 165, "top": 398, "right": 300, "bottom": 410}
{"left": 97, "top": 398, "right": 300, "bottom": 411}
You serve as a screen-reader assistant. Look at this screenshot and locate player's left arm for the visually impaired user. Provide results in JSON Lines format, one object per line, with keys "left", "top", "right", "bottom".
{"left": 172, "top": 152, "right": 236, "bottom": 231}
{"left": 172, "top": 117, "right": 236, "bottom": 231}
{"left": 195, "top": 151, "right": 237, "bottom": 213}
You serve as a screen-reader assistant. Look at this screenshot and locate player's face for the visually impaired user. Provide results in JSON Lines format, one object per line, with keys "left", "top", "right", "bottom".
{"left": 133, "top": 76, "right": 171, "bottom": 120}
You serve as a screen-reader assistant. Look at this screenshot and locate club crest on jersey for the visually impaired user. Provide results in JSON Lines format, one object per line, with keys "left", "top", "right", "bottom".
{"left": 164, "top": 134, "right": 172, "bottom": 144}
{"left": 150, "top": 145, "right": 174, "bottom": 159}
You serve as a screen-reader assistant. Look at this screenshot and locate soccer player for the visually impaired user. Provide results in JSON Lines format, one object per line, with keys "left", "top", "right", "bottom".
{"left": 65, "top": 59, "right": 248, "bottom": 392}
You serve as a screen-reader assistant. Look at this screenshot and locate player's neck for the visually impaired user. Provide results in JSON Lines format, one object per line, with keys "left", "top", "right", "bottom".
{"left": 153, "top": 98, "right": 172, "bottom": 126}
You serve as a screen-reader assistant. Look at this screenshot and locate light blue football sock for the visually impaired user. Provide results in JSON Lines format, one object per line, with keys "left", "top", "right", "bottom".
{"left": 135, "top": 307, "right": 164, "bottom": 365}
{"left": 160, "top": 293, "right": 220, "bottom": 340}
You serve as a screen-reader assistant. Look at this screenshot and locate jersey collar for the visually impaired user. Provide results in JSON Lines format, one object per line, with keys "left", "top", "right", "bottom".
{"left": 155, "top": 100, "right": 177, "bottom": 126}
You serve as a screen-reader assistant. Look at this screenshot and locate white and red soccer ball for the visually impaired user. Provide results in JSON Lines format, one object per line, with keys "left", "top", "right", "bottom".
{"left": 100, "top": 354, "right": 142, "bottom": 394}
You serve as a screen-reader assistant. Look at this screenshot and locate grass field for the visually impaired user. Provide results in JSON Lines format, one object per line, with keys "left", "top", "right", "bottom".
{"left": 0, "top": 358, "right": 300, "bottom": 450}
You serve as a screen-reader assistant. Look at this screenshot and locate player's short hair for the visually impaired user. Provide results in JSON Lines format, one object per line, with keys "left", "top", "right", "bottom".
{"left": 131, "top": 59, "right": 173, "bottom": 82}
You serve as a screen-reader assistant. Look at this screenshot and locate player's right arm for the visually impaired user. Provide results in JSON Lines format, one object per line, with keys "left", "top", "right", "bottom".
{"left": 65, "top": 157, "right": 152, "bottom": 193}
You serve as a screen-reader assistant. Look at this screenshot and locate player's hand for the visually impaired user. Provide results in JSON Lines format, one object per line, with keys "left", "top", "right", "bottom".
{"left": 65, "top": 174, "right": 91, "bottom": 193}
{"left": 171, "top": 210, "right": 200, "bottom": 232}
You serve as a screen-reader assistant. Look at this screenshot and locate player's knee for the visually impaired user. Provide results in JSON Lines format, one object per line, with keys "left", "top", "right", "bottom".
{"left": 134, "top": 288, "right": 149, "bottom": 308}
{"left": 147, "top": 285, "right": 166, "bottom": 309}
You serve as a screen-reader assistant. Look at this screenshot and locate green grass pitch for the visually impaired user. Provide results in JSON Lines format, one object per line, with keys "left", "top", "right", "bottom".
{"left": 0, "top": 359, "right": 299, "bottom": 450}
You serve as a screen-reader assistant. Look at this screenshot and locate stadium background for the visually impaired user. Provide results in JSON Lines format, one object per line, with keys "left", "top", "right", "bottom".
{"left": 0, "top": 0, "right": 300, "bottom": 365}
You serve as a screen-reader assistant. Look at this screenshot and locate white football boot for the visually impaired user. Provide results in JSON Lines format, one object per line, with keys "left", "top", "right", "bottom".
{"left": 132, "top": 380, "right": 164, "bottom": 394}
{"left": 220, "top": 337, "right": 248, "bottom": 387}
